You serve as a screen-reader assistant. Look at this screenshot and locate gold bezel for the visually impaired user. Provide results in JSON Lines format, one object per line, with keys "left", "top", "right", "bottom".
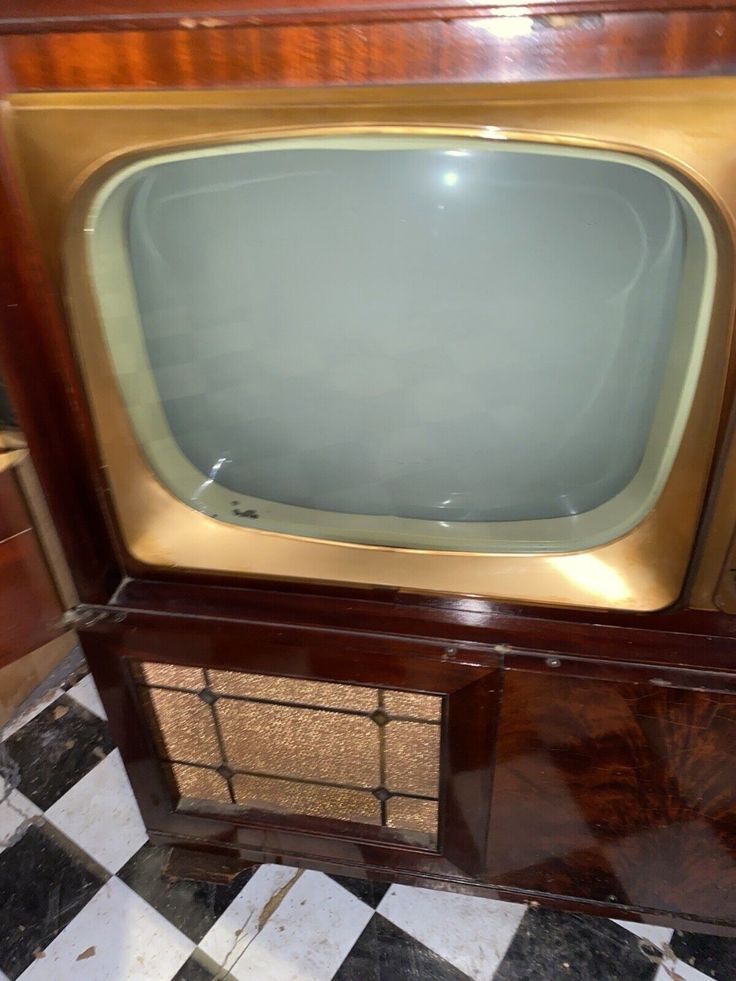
{"left": 8, "top": 82, "right": 736, "bottom": 610}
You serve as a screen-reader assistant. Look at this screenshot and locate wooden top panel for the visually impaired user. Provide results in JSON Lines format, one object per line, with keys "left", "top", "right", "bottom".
{"left": 1, "top": 1, "right": 735, "bottom": 34}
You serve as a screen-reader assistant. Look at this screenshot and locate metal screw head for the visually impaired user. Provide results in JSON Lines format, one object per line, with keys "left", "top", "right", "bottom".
{"left": 546, "top": 657, "right": 561, "bottom": 668}
{"left": 444, "top": 646, "right": 458, "bottom": 658}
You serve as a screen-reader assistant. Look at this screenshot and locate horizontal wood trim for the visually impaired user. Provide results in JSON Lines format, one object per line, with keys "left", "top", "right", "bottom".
{"left": 1, "top": 1, "right": 736, "bottom": 35}
{"left": 109, "top": 578, "right": 736, "bottom": 674}
{"left": 4, "top": 10, "right": 736, "bottom": 91}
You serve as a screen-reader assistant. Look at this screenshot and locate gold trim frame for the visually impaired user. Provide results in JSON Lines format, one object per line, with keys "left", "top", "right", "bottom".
{"left": 81, "top": 132, "right": 713, "bottom": 554}
{"left": 7, "top": 81, "right": 736, "bottom": 610}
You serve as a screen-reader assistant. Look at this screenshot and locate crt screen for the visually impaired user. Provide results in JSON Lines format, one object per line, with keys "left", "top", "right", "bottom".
{"left": 106, "top": 139, "right": 690, "bottom": 548}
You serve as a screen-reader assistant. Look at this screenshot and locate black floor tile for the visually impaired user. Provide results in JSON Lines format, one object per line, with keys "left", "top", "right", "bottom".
{"left": 118, "top": 842, "right": 253, "bottom": 943}
{"left": 671, "top": 929, "right": 735, "bottom": 979}
{"left": 334, "top": 912, "right": 471, "bottom": 981}
{"left": 172, "top": 954, "right": 218, "bottom": 980}
{"left": 328, "top": 873, "right": 391, "bottom": 908}
{"left": 493, "top": 908, "right": 659, "bottom": 981}
{"left": 0, "top": 822, "right": 107, "bottom": 980}
{"left": 3, "top": 695, "right": 114, "bottom": 810}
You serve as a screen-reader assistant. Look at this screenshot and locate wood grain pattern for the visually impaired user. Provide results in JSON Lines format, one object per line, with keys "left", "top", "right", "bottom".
{"left": 487, "top": 669, "right": 736, "bottom": 922}
{"left": 82, "top": 608, "right": 736, "bottom": 928}
{"left": 2, "top": 0, "right": 735, "bottom": 34}
{"left": 4, "top": 10, "right": 736, "bottom": 91}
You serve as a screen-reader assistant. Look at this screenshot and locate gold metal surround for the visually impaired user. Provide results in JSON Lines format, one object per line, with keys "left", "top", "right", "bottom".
{"left": 6, "top": 79, "right": 736, "bottom": 611}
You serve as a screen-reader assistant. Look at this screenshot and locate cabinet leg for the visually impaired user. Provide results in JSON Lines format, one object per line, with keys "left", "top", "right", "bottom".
{"left": 163, "top": 845, "right": 258, "bottom": 885}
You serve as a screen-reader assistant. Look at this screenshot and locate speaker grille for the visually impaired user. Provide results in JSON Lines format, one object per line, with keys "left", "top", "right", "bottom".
{"left": 134, "top": 661, "right": 442, "bottom": 843}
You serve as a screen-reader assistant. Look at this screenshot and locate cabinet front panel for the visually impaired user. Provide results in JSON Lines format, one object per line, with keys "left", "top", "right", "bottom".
{"left": 488, "top": 669, "right": 736, "bottom": 922}
{"left": 80, "top": 612, "right": 500, "bottom": 877}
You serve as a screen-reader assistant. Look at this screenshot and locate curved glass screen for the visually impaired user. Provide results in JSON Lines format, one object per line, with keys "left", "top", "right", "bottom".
{"left": 86, "top": 135, "right": 714, "bottom": 552}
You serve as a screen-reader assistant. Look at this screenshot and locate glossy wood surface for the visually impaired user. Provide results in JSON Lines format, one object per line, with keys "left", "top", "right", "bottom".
{"left": 4, "top": 0, "right": 736, "bottom": 32}
{"left": 488, "top": 668, "right": 736, "bottom": 924}
{"left": 112, "top": 578, "right": 736, "bottom": 674}
{"left": 80, "top": 608, "right": 736, "bottom": 930}
{"left": 0, "top": 460, "right": 63, "bottom": 666}
{"left": 5, "top": 10, "right": 736, "bottom": 92}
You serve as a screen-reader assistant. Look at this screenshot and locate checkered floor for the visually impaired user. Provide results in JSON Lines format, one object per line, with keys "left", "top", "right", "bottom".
{"left": 0, "top": 663, "right": 733, "bottom": 981}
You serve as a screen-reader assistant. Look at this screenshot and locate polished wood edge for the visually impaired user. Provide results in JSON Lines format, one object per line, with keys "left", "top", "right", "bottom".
{"left": 109, "top": 577, "right": 736, "bottom": 656}
{"left": 78, "top": 607, "right": 496, "bottom": 678}
{"left": 2, "top": 0, "right": 735, "bottom": 35}
{"left": 147, "top": 829, "right": 736, "bottom": 935}
{"left": 78, "top": 590, "right": 736, "bottom": 677}
{"left": 163, "top": 844, "right": 258, "bottom": 884}
{"left": 444, "top": 668, "right": 501, "bottom": 874}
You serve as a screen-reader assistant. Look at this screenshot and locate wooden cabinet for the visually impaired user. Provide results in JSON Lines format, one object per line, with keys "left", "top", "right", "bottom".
{"left": 77, "top": 604, "right": 736, "bottom": 932}
{"left": 81, "top": 610, "right": 501, "bottom": 880}
{"left": 488, "top": 664, "right": 736, "bottom": 924}
{"left": 4, "top": 0, "right": 736, "bottom": 937}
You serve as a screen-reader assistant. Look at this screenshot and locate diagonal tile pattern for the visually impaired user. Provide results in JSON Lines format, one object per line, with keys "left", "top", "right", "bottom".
{"left": 0, "top": 667, "right": 731, "bottom": 981}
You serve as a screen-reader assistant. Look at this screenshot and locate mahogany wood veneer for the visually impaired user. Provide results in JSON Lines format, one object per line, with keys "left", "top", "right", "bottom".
{"left": 3, "top": 0, "right": 736, "bottom": 935}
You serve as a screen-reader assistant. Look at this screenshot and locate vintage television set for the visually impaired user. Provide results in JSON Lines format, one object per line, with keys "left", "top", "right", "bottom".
{"left": 4, "top": 0, "right": 736, "bottom": 933}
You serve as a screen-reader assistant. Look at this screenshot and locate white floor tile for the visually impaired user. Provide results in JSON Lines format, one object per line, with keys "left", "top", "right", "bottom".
{"left": 17, "top": 877, "right": 194, "bottom": 981}
{"left": 45, "top": 749, "right": 146, "bottom": 873}
{"left": 378, "top": 884, "right": 526, "bottom": 981}
{"left": 200, "top": 865, "right": 373, "bottom": 981}
{"left": 235, "top": 870, "right": 372, "bottom": 980}
{"left": 67, "top": 674, "right": 107, "bottom": 720}
{"left": 654, "top": 960, "right": 714, "bottom": 981}
{"left": 199, "top": 865, "right": 298, "bottom": 969}
{"left": 1, "top": 688, "right": 64, "bottom": 740}
{"left": 0, "top": 790, "right": 41, "bottom": 853}
{"left": 612, "top": 918, "right": 674, "bottom": 950}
